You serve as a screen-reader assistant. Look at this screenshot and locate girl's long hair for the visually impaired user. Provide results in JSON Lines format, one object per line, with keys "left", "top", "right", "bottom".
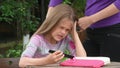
{"left": 34, "top": 4, "right": 78, "bottom": 35}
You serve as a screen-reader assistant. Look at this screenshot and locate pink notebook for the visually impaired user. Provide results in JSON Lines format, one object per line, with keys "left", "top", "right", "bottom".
{"left": 60, "top": 59, "right": 104, "bottom": 68}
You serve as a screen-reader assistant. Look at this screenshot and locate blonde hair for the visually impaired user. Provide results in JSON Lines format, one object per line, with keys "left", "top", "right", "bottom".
{"left": 34, "top": 4, "right": 77, "bottom": 35}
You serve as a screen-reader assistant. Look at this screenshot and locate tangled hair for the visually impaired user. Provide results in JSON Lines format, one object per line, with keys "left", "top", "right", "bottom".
{"left": 34, "top": 4, "right": 78, "bottom": 35}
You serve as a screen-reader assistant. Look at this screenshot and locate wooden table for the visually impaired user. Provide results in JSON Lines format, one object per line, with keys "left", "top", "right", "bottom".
{"left": 26, "top": 62, "right": 120, "bottom": 68}
{"left": 0, "top": 58, "right": 20, "bottom": 68}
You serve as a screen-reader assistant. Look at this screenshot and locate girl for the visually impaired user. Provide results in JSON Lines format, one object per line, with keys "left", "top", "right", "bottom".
{"left": 19, "top": 4, "right": 86, "bottom": 68}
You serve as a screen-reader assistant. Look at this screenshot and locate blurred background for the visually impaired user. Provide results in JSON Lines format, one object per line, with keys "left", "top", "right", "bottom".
{"left": 0, "top": 0, "right": 86, "bottom": 58}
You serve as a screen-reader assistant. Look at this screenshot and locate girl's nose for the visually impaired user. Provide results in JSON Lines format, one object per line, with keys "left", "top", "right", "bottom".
{"left": 61, "top": 29, "right": 66, "bottom": 34}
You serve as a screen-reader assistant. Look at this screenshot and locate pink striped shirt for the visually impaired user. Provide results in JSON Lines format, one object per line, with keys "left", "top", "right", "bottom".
{"left": 21, "top": 35, "right": 76, "bottom": 58}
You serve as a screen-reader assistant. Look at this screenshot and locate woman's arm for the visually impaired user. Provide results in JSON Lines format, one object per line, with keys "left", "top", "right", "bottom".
{"left": 78, "top": 3, "right": 120, "bottom": 30}
{"left": 49, "top": 0, "right": 63, "bottom": 7}
{"left": 90, "top": 3, "right": 120, "bottom": 24}
{"left": 46, "top": 7, "right": 53, "bottom": 18}
{"left": 46, "top": 0, "right": 63, "bottom": 18}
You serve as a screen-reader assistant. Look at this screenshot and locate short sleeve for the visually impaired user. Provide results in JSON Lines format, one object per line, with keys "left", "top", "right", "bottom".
{"left": 21, "top": 35, "right": 41, "bottom": 58}
{"left": 114, "top": 0, "right": 120, "bottom": 10}
{"left": 49, "top": 0, "right": 63, "bottom": 7}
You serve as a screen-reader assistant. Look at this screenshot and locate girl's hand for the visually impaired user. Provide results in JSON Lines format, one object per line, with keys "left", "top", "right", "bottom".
{"left": 70, "top": 21, "right": 87, "bottom": 57}
{"left": 73, "top": 21, "right": 77, "bottom": 34}
{"left": 71, "top": 21, "right": 78, "bottom": 39}
{"left": 45, "top": 50, "right": 64, "bottom": 64}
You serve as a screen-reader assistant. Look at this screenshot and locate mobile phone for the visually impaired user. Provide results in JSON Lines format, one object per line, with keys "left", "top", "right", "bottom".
{"left": 49, "top": 50, "right": 74, "bottom": 59}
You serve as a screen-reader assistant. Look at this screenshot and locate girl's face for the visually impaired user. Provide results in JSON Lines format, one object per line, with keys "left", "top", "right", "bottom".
{"left": 50, "top": 18, "right": 73, "bottom": 42}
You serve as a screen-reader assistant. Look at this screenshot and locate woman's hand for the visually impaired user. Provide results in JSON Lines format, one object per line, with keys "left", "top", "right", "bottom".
{"left": 45, "top": 50, "right": 64, "bottom": 64}
{"left": 78, "top": 16, "right": 94, "bottom": 31}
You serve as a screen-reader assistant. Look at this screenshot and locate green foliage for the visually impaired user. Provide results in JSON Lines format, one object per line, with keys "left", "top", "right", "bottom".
{"left": 0, "top": 0, "right": 39, "bottom": 58}
{"left": 71, "top": 0, "right": 86, "bottom": 17}
{"left": 61, "top": 49, "right": 70, "bottom": 61}
{"left": 15, "top": 0, "right": 40, "bottom": 34}
{"left": 63, "top": 0, "right": 86, "bottom": 17}
{"left": 63, "top": 0, "right": 72, "bottom": 5}
{"left": 0, "top": 0, "right": 16, "bottom": 23}
{"left": 0, "top": 0, "right": 40, "bottom": 34}
{"left": 21, "top": 15, "right": 40, "bottom": 34}
{"left": 0, "top": 42, "right": 23, "bottom": 58}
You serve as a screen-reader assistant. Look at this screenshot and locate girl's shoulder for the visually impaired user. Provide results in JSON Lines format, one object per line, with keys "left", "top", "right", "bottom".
{"left": 29, "top": 34, "right": 44, "bottom": 46}
{"left": 31, "top": 34, "right": 44, "bottom": 40}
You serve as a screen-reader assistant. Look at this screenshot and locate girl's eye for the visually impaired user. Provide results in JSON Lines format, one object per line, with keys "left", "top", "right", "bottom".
{"left": 60, "top": 26, "right": 70, "bottom": 32}
{"left": 60, "top": 27, "right": 64, "bottom": 29}
{"left": 66, "top": 29, "right": 70, "bottom": 32}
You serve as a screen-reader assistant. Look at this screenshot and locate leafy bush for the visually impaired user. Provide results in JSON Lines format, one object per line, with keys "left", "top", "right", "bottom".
{"left": 0, "top": 0, "right": 40, "bottom": 36}
{"left": 0, "top": 42, "right": 23, "bottom": 58}
{"left": 63, "top": 0, "right": 86, "bottom": 17}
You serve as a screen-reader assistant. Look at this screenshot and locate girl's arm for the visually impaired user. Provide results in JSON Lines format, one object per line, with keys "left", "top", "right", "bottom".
{"left": 71, "top": 22, "right": 87, "bottom": 57}
{"left": 19, "top": 57, "right": 49, "bottom": 67}
{"left": 19, "top": 35, "right": 64, "bottom": 67}
{"left": 19, "top": 50, "right": 64, "bottom": 68}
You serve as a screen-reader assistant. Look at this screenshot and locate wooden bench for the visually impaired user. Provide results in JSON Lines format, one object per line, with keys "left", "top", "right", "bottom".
{"left": 0, "top": 58, "right": 20, "bottom": 68}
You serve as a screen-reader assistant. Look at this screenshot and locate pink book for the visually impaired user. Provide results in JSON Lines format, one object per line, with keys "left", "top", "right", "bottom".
{"left": 60, "top": 59, "right": 104, "bottom": 68}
